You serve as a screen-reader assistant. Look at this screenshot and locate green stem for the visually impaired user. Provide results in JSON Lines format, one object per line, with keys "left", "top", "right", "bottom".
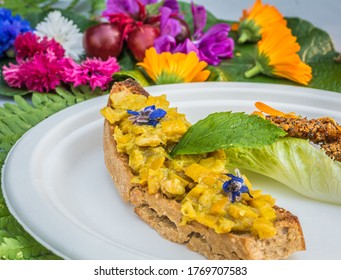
{"left": 43, "top": 0, "right": 59, "bottom": 10}
{"left": 245, "top": 64, "right": 262, "bottom": 78}
{"left": 66, "top": 0, "right": 80, "bottom": 11}
{"left": 238, "top": 30, "right": 251, "bottom": 44}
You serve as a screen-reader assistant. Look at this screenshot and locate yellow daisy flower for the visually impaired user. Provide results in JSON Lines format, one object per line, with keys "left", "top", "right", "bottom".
{"left": 237, "top": 0, "right": 286, "bottom": 44}
{"left": 245, "top": 24, "right": 312, "bottom": 85}
{"left": 137, "top": 47, "right": 211, "bottom": 85}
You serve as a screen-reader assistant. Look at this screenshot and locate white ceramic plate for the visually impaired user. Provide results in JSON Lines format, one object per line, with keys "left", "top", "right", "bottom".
{"left": 2, "top": 82, "right": 341, "bottom": 260}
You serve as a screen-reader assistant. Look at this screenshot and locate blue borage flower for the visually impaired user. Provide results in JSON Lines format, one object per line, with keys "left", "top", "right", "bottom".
{"left": 222, "top": 169, "right": 253, "bottom": 203}
{"left": 127, "top": 105, "right": 167, "bottom": 127}
{"left": 0, "top": 8, "right": 32, "bottom": 57}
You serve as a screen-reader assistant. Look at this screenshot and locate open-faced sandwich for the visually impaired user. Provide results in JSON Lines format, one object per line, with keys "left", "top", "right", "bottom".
{"left": 100, "top": 79, "right": 305, "bottom": 260}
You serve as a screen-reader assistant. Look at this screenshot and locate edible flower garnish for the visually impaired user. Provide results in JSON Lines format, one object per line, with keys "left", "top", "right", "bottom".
{"left": 0, "top": 7, "right": 32, "bottom": 58}
{"left": 137, "top": 47, "right": 210, "bottom": 84}
{"left": 244, "top": 24, "right": 312, "bottom": 85}
{"left": 253, "top": 102, "right": 299, "bottom": 119}
{"left": 35, "top": 10, "right": 84, "bottom": 60}
{"left": 103, "top": 0, "right": 158, "bottom": 21}
{"left": 2, "top": 32, "right": 120, "bottom": 92}
{"left": 64, "top": 57, "right": 120, "bottom": 90}
{"left": 2, "top": 32, "right": 72, "bottom": 92}
{"left": 173, "top": 2, "right": 234, "bottom": 65}
{"left": 222, "top": 169, "right": 253, "bottom": 203}
{"left": 127, "top": 105, "right": 167, "bottom": 127}
{"left": 236, "top": 0, "right": 286, "bottom": 44}
{"left": 153, "top": 6, "right": 183, "bottom": 53}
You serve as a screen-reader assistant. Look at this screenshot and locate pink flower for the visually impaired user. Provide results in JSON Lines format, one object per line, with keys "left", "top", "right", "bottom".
{"left": 19, "top": 54, "right": 72, "bottom": 92}
{"left": 14, "top": 32, "right": 65, "bottom": 62}
{"left": 2, "top": 62, "right": 23, "bottom": 88}
{"left": 3, "top": 53, "right": 73, "bottom": 93}
{"left": 2, "top": 32, "right": 72, "bottom": 92}
{"left": 2, "top": 31, "right": 121, "bottom": 93}
{"left": 65, "top": 57, "right": 120, "bottom": 90}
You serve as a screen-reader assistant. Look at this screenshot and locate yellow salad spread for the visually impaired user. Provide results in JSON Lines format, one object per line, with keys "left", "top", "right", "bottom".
{"left": 101, "top": 92, "right": 277, "bottom": 239}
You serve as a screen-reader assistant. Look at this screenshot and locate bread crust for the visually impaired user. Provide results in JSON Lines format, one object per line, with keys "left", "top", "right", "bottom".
{"left": 103, "top": 79, "right": 306, "bottom": 259}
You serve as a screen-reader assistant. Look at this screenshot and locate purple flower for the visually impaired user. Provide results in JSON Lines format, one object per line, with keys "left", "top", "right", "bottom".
{"left": 162, "top": 0, "right": 181, "bottom": 14}
{"left": 173, "top": 38, "right": 198, "bottom": 55}
{"left": 154, "top": 7, "right": 181, "bottom": 53}
{"left": 222, "top": 169, "right": 253, "bottom": 203}
{"left": 191, "top": 2, "right": 206, "bottom": 39}
{"left": 127, "top": 105, "right": 167, "bottom": 127}
{"left": 193, "top": 23, "right": 234, "bottom": 66}
{"left": 103, "top": 0, "right": 157, "bottom": 19}
{"left": 174, "top": 3, "right": 234, "bottom": 65}
{"left": 189, "top": 3, "right": 234, "bottom": 65}
{"left": 0, "top": 8, "right": 32, "bottom": 57}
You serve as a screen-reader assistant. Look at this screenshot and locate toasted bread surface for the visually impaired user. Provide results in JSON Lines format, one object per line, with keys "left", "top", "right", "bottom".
{"left": 103, "top": 79, "right": 306, "bottom": 259}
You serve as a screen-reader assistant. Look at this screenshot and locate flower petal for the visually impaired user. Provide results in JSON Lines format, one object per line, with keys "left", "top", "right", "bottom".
{"left": 191, "top": 2, "right": 207, "bottom": 38}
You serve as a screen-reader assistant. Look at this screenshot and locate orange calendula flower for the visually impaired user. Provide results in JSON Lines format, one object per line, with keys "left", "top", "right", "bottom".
{"left": 244, "top": 24, "right": 312, "bottom": 85}
{"left": 253, "top": 102, "right": 299, "bottom": 118}
{"left": 237, "top": 0, "right": 286, "bottom": 44}
{"left": 137, "top": 47, "right": 210, "bottom": 85}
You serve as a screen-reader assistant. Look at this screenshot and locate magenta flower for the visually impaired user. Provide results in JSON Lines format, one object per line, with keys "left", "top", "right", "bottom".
{"left": 2, "top": 63, "right": 23, "bottom": 88}
{"left": 14, "top": 32, "right": 65, "bottom": 62}
{"left": 3, "top": 32, "right": 70, "bottom": 92}
{"left": 64, "top": 57, "right": 120, "bottom": 90}
{"left": 20, "top": 54, "right": 70, "bottom": 92}
{"left": 3, "top": 54, "right": 71, "bottom": 92}
{"left": 2, "top": 30, "right": 121, "bottom": 93}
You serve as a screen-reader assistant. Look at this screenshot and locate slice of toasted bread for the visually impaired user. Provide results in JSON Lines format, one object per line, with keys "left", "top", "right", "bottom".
{"left": 103, "top": 79, "right": 306, "bottom": 260}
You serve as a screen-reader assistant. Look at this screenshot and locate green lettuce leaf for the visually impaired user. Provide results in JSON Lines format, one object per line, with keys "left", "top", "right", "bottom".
{"left": 225, "top": 137, "right": 341, "bottom": 205}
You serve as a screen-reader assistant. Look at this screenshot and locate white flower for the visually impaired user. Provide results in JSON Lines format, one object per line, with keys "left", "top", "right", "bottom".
{"left": 35, "top": 10, "right": 84, "bottom": 60}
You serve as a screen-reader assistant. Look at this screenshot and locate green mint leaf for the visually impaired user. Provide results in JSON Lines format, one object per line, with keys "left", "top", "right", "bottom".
{"left": 170, "top": 112, "right": 286, "bottom": 156}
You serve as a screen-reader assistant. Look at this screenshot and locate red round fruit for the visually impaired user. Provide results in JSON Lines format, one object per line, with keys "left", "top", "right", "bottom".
{"left": 83, "top": 23, "right": 123, "bottom": 60}
{"left": 127, "top": 24, "right": 160, "bottom": 61}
